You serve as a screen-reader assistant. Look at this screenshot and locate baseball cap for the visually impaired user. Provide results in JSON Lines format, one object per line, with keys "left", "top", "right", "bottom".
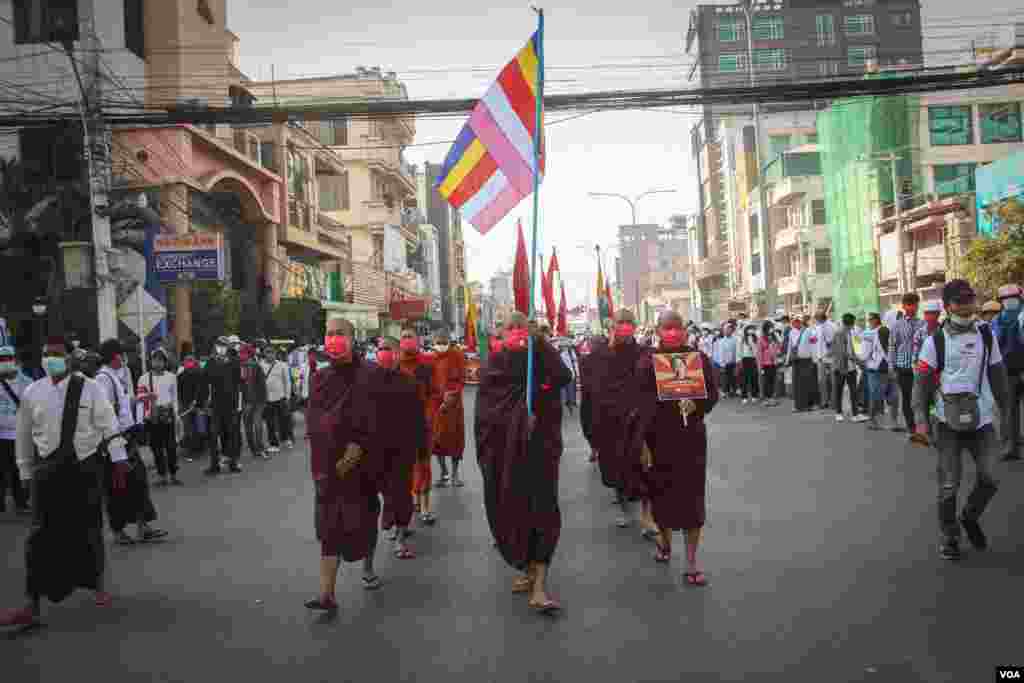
{"left": 942, "top": 279, "right": 976, "bottom": 305}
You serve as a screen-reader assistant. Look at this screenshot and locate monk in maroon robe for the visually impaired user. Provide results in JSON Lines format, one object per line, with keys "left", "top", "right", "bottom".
{"left": 429, "top": 328, "right": 467, "bottom": 487}
{"left": 475, "top": 312, "right": 572, "bottom": 615}
{"left": 577, "top": 334, "right": 607, "bottom": 463}
{"left": 304, "top": 318, "right": 424, "bottom": 610}
{"left": 635, "top": 310, "right": 718, "bottom": 586}
{"left": 590, "top": 310, "right": 657, "bottom": 536}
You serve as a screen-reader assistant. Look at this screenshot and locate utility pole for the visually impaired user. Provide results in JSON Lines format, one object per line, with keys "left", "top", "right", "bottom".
{"left": 743, "top": 0, "right": 776, "bottom": 317}
{"left": 65, "top": 27, "right": 117, "bottom": 343}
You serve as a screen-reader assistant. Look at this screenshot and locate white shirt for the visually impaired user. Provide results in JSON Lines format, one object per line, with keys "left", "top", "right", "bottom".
{"left": 0, "top": 371, "right": 31, "bottom": 440}
{"left": 263, "top": 360, "right": 292, "bottom": 403}
{"left": 816, "top": 320, "right": 836, "bottom": 362}
{"left": 717, "top": 335, "right": 738, "bottom": 365}
{"left": 859, "top": 327, "right": 886, "bottom": 370}
{"left": 96, "top": 366, "right": 138, "bottom": 430}
{"left": 136, "top": 370, "right": 178, "bottom": 418}
{"left": 919, "top": 328, "right": 1003, "bottom": 427}
{"left": 16, "top": 373, "right": 128, "bottom": 481}
{"left": 787, "top": 327, "right": 815, "bottom": 362}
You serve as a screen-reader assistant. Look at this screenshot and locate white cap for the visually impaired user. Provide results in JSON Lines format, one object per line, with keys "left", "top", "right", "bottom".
{"left": 922, "top": 300, "right": 942, "bottom": 314}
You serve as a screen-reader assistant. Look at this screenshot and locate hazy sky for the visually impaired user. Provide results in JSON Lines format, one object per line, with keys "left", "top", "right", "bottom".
{"left": 230, "top": 1, "right": 1023, "bottom": 309}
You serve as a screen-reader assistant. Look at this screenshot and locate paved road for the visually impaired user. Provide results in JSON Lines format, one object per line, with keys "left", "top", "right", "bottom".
{"left": 3, "top": 389, "right": 1022, "bottom": 682}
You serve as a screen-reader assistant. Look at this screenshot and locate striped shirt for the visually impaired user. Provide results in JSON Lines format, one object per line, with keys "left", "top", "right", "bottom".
{"left": 888, "top": 316, "right": 926, "bottom": 370}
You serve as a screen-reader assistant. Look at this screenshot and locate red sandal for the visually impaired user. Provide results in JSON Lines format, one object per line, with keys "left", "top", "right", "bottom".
{"left": 684, "top": 570, "right": 708, "bottom": 587}
{"left": 654, "top": 544, "right": 672, "bottom": 563}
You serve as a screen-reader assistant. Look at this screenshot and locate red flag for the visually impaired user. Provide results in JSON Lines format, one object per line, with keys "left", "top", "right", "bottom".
{"left": 605, "top": 282, "right": 615, "bottom": 320}
{"left": 557, "top": 281, "right": 568, "bottom": 337}
{"left": 513, "top": 219, "right": 530, "bottom": 315}
{"left": 541, "top": 259, "right": 556, "bottom": 330}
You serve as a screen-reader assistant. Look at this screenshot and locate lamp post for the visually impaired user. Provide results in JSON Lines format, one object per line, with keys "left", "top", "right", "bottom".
{"left": 587, "top": 189, "right": 677, "bottom": 312}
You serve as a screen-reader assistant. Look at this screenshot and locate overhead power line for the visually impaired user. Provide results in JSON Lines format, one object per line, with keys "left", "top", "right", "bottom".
{"left": 3, "top": 64, "right": 1020, "bottom": 128}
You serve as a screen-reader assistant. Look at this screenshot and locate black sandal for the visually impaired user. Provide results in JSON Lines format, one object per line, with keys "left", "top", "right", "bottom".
{"left": 304, "top": 597, "right": 338, "bottom": 611}
{"left": 362, "top": 575, "right": 383, "bottom": 590}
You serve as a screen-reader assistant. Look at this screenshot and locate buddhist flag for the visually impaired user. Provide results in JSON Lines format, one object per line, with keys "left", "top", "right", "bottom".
{"left": 597, "top": 258, "right": 609, "bottom": 325}
{"left": 464, "top": 285, "right": 478, "bottom": 353}
{"left": 557, "top": 281, "right": 568, "bottom": 337}
{"left": 543, "top": 247, "right": 559, "bottom": 329}
{"left": 434, "top": 32, "right": 545, "bottom": 235}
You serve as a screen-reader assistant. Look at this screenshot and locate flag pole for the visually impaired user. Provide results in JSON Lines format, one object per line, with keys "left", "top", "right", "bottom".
{"left": 526, "top": 8, "right": 544, "bottom": 418}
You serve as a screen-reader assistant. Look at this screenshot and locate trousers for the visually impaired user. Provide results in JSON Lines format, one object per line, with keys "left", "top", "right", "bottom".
{"left": 933, "top": 422, "right": 999, "bottom": 542}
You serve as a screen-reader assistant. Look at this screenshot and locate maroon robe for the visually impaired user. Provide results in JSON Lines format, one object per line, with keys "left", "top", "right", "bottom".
{"left": 577, "top": 338, "right": 607, "bottom": 449}
{"left": 306, "top": 359, "right": 424, "bottom": 560}
{"left": 589, "top": 340, "right": 649, "bottom": 499}
{"left": 475, "top": 340, "right": 572, "bottom": 571}
{"left": 635, "top": 346, "right": 719, "bottom": 531}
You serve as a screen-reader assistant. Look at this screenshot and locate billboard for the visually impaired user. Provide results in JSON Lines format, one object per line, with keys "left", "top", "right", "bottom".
{"left": 153, "top": 233, "right": 225, "bottom": 283}
{"left": 976, "top": 149, "right": 1024, "bottom": 236}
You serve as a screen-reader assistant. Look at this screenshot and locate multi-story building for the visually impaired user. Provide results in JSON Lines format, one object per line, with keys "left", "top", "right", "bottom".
{"left": 685, "top": 0, "right": 924, "bottom": 321}
{"left": 420, "top": 162, "right": 466, "bottom": 333}
{"left": 489, "top": 269, "right": 514, "bottom": 325}
{"left": 618, "top": 218, "right": 691, "bottom": 316}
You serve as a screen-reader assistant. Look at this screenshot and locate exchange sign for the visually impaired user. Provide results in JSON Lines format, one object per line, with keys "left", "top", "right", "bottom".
{"left": 153, "top": 233, "right": 225, "bottom": 283}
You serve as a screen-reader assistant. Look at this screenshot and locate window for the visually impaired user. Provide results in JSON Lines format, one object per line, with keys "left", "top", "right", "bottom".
{"left": 752, "top": 16, "right": 784, "bottom": 41}
{"left": 818, "top": 60, "right": 840, "bottom": 77}
{"left": 750, "top": 213, "right": 760, "bottom": 243}
{"left": 717, "top": 18, "right": 745, "bottom": 42}
{"left": 752, "top": 48, "right": 788, "bottom": 72}
{"left": 929, "top": 105, "right": 974, "bottom": 146}
{"left": 319, "top": 177, "right": 340, "bottom": 211}
{"left": 13, "top": 0, "right": 79, "bottom": 44}
{"left": 816, "top": 15, "right": 835, "bottom": 46}
{"left": 751, "top": 253, "right": 762, "bottom": 276}
{"left": 934, "top": 164, "right": 976, "bottom": 198}
{"left": 197, "top": 0, "right": 215, "bottom": 25}
{"left": 124, "top": 0, "right": 145, "bottom": 59}
{"left": 260, "top": 142, "right": 276, "bottom": 171}
{"left": 890, "top": 11, "right": 914, "bottom": 27}
{"left": 979, "top": 103, "right": 1023, "bottom": 144}
{"left": 815, "top": 249, "right": 832, "bottom": 274}
{"left": 843, "top": 14, "right": 875, "bottom": 35}
{"left": 848, "top": 46, "right": 877, "bottom": 68}
{"left": 769, "top": 135, "right": 792, "bottom": 159}
{"left": 318, "top": 117, "right": 349, "bottom": 146}
{"left": 812, "top": 199, "right": 827, "bottom": 225}
{"left": 718, "top": 53, "right": 747, "bottom": 73}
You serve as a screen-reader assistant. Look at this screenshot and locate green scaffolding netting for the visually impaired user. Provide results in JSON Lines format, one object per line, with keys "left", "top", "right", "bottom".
{"left": 818, "top": 86, "right": 921, "bottom": 318}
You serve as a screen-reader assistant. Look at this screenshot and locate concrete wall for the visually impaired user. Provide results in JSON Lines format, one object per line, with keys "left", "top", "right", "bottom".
{"left": 144, "top": 0, "right": 231, "bottom": 108}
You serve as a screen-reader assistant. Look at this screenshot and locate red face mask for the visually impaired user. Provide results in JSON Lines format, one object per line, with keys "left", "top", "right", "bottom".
{"left": 660, "top": 329, "right": 686, "bottom": 348}
{"left": 183, "top": 359, "right": 198, "bottom": 370}
{"left": 377, "top": 349, "right": 396, "bottom": 368}
{"left": 614, "top": 323, "right": 636, "bottom": 340}
{"left": 505, "top": 329, "right": 529, "bottom": 351}
{"left": 399, "top": 337, "right": 418, "bottom": 352}
{"left": 324, "top": 335, "right": 350, "bottom": 359}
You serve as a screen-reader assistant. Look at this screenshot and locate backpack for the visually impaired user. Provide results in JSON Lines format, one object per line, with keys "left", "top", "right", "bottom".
{"left": 931, "top": 323, "right": 993, "bottom": 375}
{"left": 931, "top": 323, "right": 994, "bottom": 432}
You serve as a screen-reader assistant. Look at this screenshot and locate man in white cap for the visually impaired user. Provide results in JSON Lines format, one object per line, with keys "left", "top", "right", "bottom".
{"left": 992, "top": 284, "right": 1024, "bottom": 461}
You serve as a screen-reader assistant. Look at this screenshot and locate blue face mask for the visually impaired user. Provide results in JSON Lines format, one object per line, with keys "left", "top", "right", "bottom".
{"left": 1003, "top": 298, "right": 1021, "bottom": 312}
{"left": 43, "top": 356, "right": 67, "bottom": 377}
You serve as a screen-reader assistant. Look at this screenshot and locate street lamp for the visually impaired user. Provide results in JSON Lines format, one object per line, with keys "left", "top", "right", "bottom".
{"left": 587, "top": 190, "right": 677, "bottom": 314}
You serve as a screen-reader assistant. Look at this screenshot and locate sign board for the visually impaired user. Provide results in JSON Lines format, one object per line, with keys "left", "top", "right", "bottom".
{"left": 118, "top": 286, "right": 166, "bottom": 339}
{"left": 464, "top": 357, "right": 481, "bottom": 385}
{"left": 153, "top": 233, "right": 225, "bottom": 283}
{"left": 389, "top": 297, "right": 429, "bottom": 320}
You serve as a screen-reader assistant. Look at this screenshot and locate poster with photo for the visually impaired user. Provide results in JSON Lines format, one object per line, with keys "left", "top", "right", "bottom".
{"left": 653, "top": 352, "right": 707, "bottom": 401}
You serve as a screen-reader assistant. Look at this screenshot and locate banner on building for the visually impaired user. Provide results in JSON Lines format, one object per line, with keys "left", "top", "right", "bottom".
{"left": 383, "top": 225, "right": 406, "bottom": 273}
{"left": 283, "top": 260, "right": 331, "bottom": 303}
{"left": 153, "top": 233, "right": 225, "bottom": 283}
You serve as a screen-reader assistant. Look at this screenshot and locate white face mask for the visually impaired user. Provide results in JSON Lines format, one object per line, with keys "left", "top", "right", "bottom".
{"left": 434, "top": 343, "right": 450, "bottom": 353}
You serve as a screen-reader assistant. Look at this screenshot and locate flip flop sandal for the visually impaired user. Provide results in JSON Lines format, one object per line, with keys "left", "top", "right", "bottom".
{"left": 304, "top": 597, "right": 338, "bottom": 611}
{"left": 654, "top": 545, "right": 672, "bottom": 563}
{"left": 436, "top": 477, "right": 449, "bottom": 488}
{"left": 115, "top": 533, "right": 136, "bottom": 546}
{"left": 139, "top": 529, "right": 169, "bottom": 542}
{"left": 95, "top": 592, "right": 113, "bottom": 608}
{"left": 641, "top": 529, "right": 659, "bottom": 541}
{"left": 1, "top": 607, "right": 40, "bottom": 628}
{"left": 394, "top": 547, "right": 417, "bottom": 560}
{"left": 616, "top": 517, "right": 630, "bottom": 529}
{"left": 422, "top": 514, "right": 437, "bottom": 526}
{"left": 528, "top": 599, "right": 562, "bottom": 615}
{"left": 362, "top": 575, "right": 383, "bottom": 591}
{"left": 511, "top": 577, "right": 534, "bottom": 593}
{"left": 453, "top": 478, "right": 465, "bottom": 488}
{"left": 684, "top": 571, "right": 708, "bottom": 587}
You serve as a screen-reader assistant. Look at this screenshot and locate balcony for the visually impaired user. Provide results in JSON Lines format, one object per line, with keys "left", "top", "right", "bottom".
{"left": 777, "top": 274, "right": 800, "bottom": 295}
{"left": 336, "top": 145, "right": 416, "bottom": 194}
{"left": 880, "top": 232, "right": 947, "bottom": 281}
{"left": 694, "top": 253, "right": 729, "bottom": 281}
{"left": 769, "top": 175, "right": 824, "bottom": 206}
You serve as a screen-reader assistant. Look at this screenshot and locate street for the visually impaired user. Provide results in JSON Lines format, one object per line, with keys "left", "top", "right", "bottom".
{"left": 3, "top": 389, "right": 1023, "bottom": 683}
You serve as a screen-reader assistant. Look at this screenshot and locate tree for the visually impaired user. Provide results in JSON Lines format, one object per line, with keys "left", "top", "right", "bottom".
{"left": 191, "top": 281, "right": 240, "bottom": 353}
{"left": 962, "top": 198, "right": 1024, "bottom": 300}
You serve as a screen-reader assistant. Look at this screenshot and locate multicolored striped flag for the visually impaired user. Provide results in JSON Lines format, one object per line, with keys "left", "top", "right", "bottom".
{"left": 464, "top": 285, "right": 478, "bottom": 353}
{"left": 434, "top": 32, "right": 545, "bottom": 235}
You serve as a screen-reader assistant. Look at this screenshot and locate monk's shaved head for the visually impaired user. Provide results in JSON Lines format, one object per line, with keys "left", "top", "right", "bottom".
{"left": 615, "top": 309, "right": 636, "bottom": 324}
{"left": 326, "top": 317, "right": 355, "bottom": 337}
{"left": 506, "top": 311, "right": 528, "bottom": 330}
{"left": 658, "top": 310, "right": 683, "bottom": 328}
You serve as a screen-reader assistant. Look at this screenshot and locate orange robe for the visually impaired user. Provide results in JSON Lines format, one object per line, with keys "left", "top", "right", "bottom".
{"left": 399, "top": 355, "right": 437, "bottom": 495}
{"left": 430, "top": 347, "right": 467, "bottom": 460}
